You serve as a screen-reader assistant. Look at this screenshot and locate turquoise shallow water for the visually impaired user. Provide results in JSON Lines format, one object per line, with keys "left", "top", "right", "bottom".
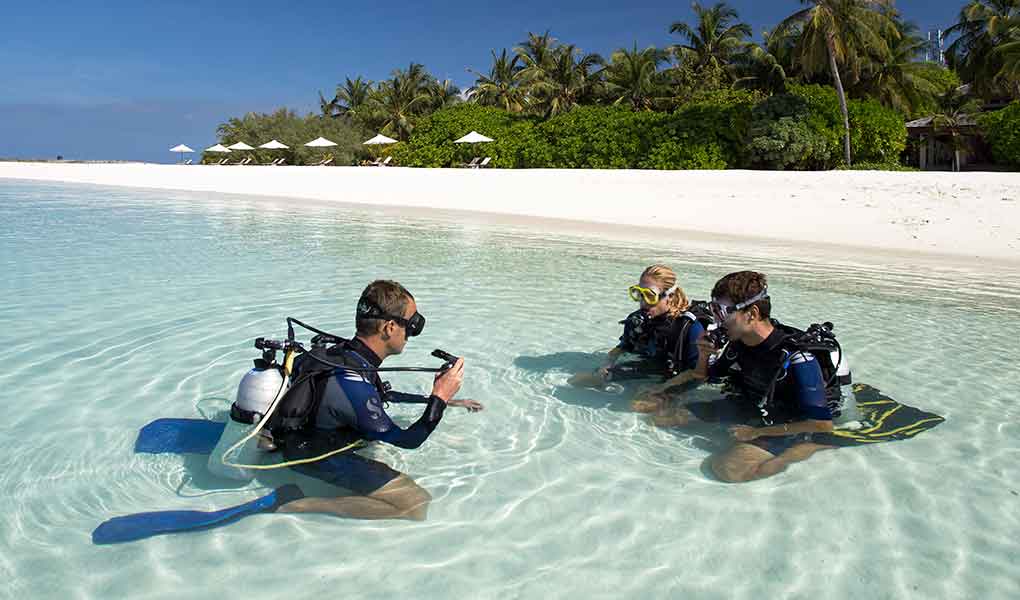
{"left": 1, "top": 180, "right": 1019, "bottom": 599}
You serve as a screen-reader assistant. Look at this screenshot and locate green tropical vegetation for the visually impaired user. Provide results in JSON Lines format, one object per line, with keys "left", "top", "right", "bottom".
{"left": 204, "top": 1, "right": 1020, "bottom": 169}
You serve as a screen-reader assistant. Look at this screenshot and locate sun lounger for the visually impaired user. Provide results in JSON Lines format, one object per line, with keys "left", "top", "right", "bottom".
{"left": 380, "top": 156, "right": 393, "bottom": 167}
{"left": 217, "top": 157, "right": 230, "bottom": 165}
{"left": 268, "top": 157, "right": 286, "bottom": 166}
{"left": 461, "top": 157, "right": 481, "bottom": 168}
{"left": 476, "top": 157, "right": 491, "bottom": 168}
{"left": 312, "top": 154, "right": 334, "bottom": 166}
{"left": 183, "top": 159, "right": 193, "bottom": 165}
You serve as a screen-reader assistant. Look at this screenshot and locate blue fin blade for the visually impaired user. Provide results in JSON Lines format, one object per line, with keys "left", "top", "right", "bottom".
{"left": 92, "top": 485, "right": 303, "bottom": 545}
{"left": 134, "top": 418, "right": 226, "bottom": 454}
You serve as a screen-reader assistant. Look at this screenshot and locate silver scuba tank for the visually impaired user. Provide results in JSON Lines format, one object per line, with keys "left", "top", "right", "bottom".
{"left": 207, "top": 366, "right": 286, "bottom": 481}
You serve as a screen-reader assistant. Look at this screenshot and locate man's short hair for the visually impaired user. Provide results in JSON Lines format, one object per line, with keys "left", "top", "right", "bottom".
{"left": 711, "top": 271, "right": 771, "bottom": 320}
{"left": 356, "top": 280, "right": 414, "bottom": 336}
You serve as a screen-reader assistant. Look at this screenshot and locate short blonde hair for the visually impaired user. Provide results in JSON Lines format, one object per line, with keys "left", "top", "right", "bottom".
{"left": 641, "top": 264, "right": 690, "bottom": 318}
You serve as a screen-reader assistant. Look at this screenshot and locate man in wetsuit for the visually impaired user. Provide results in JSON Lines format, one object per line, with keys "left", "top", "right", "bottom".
{"left": 655, "top": 271, "right": 836, "bottom": 482}
{"left": 276, "top": 280, "right": 479, "bottom": 520}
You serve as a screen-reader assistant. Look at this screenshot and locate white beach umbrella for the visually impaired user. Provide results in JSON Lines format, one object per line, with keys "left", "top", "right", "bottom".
{"left": 453, "top": 131, "right": 494, "bottom": 144}
{"left": 305, "top": 137, "right": 338, "bottom": 147}
{"left": 205, "top": 144, "right": 232, "bottom": 153}
{"left": 259, "top": 139, "right": 289, "bottom": 150}
{"left": 169, "top": 144, "right": 194, "bottom": 163}
{"left": 227, "top": 142, "right": 255, "bottom": 151}
{"left": 363, "top": 133, "right": 398, "bottom": 145}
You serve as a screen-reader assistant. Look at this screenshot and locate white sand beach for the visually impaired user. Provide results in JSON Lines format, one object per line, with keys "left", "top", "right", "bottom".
{"left": 2, "top": 162, "right": 1018, "bottom": 264}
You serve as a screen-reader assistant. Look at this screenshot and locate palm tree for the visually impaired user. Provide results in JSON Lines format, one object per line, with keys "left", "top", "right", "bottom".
{"left": 318, "top": 91, "right": 338, "bottom": 118}
{"left": 854, "top": 19, "right": 943, "bottom": 115}
{"left": 366, "top": 64, "right": 433, "bottom": 140}
{"left": 429, "top": 79, "right": 462, "bottom": 111}
{"left": 669, "top": 2, "right": 752, "bottom": 74}
{"left": 732, "top": 42, "right": 788, "bottom": 94}
{"left": 515, "top": 31, "right": 559, "bottom": 82}
{"left": 603, "top": 45, "right": 669, "bottom": 109}
{"left": 931, "top": 88, "right": 982, "bottom": 171}
{"left": 995, "top": 20, "right": 1020, "bottom": 87}
{"left": 334, "top": 76, "right": 374, "bottom": 121}
{"left": 776, "top": 0, "right": 892, "bottom": 166}
{"left": 468, "top": 49, "right": 527, "bottom": 112}
{"left": 945, "top": 1, "right": 1020, "bottom": 98}
{"left": 513, "top": 33, "right": 603, "bottom": 117}
{"left": 530, "top": 44, "right": 604, "bottom": 116}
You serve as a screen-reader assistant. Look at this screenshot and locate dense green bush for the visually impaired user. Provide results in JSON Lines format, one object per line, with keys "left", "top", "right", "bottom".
{"left": 667, "top": 89, "right": 759, "bottom": 168}
{"left": 748, "top": 85, "right": 905, "bottom": 169}
{"left": 748, "top": 91, "right": 836, "bottom": 169}
{"left": 203, "top": 108, "right": 368, "bottom": 165}
{"left": 389, "top": 85, "right": 909, "bottom": 171}
{"left": 638, "top": 140, "right": 728, "bottom": 169}
{"left": 979, "top": 101, "right": 1020, "bottom": 168}
{"left": 537, "top": 106, "right": 667, "bottom": 169}
{"left": 847, "top": 98, "right": 908, "bottom": 164}
{"left": 390, "top": 104, "right": 533, "bottom": 167}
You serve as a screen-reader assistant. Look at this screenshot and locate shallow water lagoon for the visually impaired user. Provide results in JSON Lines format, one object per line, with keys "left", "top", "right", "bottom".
{"left": 1, "top": 181, "right": 1018, "bottom": 599}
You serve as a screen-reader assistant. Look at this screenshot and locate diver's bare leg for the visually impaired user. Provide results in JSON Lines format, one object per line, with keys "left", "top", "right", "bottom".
{"left": 710, "top": 442, "right": 833, "bottom": 483}
{"left": 276, "top": 475, "right": 432, "bottom": 521}
{"left": 651, "top": 407, "right": 706, "bottom": 428}
{"left": 568, "top": 371, "right": 605, "bottom": 388}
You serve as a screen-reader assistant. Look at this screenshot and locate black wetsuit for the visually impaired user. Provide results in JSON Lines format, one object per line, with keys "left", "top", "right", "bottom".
{"left": 688, "top": 323, "right": 832, "bottom": 456}
{"left": 612, "top": 310, "right": 705, "bottom": 381}
{"left": 282, "top": 338, "right": 446, "bottom": 494}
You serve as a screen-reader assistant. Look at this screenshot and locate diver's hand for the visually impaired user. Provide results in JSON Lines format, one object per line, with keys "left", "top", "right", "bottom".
{"left": 596, "top": 366, "right": 612, "bottom": 381}
{"left": 695, "top": 332, "right": 716, "bottom": 358}
{"left": 432, "top": 357, "right": 465, "bottom": 402}
{"left": 446, "top": 398, "right": 484, "bottom": 412}
{"left": 729, "top": 425, "right": 759, "bottom": 442}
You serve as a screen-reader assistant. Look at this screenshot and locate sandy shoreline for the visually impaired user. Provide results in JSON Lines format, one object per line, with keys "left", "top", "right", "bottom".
{"left": 2, "top": 161, "right": 1018, "bottom": 265}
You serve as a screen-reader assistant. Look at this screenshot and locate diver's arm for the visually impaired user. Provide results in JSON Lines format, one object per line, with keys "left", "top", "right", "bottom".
{"left": 386, "top": 391, "right": 431, "bottom": 404}
{"left": 663, "top": 369, "right": 701, "bottom": 389}
{"left": 751, "top": 352, "right": 834, "bottom": 437}
{"left": 361, "top": 395, "right": 447, "bottom": 449}
{"left": 694, "top": 333, "right": 724, "bottom": 381}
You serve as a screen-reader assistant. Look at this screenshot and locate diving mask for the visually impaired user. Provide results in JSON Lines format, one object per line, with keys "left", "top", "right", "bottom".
{"left": 357, "top": 298, "right": 426, "bottom": 337}
{"left": 628, "top": 284, "right": 678, "bottom": 306}
{"left": 709, "top": 287, "right": 769, "bottom": 323}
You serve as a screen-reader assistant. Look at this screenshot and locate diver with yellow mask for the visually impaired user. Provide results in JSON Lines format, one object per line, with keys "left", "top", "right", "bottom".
{"left": 569, "top": 265, "right": 709, "bottom": 411}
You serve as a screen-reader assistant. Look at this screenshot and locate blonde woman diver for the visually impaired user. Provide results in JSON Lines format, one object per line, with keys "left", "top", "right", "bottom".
{"left": 569, "top": 265, "right": 706, "bottom": 410}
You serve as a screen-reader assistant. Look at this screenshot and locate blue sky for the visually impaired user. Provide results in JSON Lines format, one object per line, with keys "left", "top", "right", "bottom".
{"left": 0, "top": 1, "right": 963, "bottom": 163}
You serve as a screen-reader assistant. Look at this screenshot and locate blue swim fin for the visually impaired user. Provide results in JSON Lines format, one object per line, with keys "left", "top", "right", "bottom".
{"left": 135, "top": 418, "right": 226, "bottom": 454}
{"left": 91, "top": 484, "right": 305, "bottom": 545}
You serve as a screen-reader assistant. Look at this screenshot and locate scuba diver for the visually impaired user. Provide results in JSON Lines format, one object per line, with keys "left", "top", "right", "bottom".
{"left": 92, "top": 280, "right": 482, "bottom": 544}
{"left": 266, "top": 280, "right": 480, "bottom": 520}
{"left": 568, "top": 264, "right": 706, "bottom": 412}
{"left": 653, "top": 271, "right": 852, "bottom": 483}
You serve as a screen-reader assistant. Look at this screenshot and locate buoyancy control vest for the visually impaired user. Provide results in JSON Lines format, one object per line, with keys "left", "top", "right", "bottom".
{"left": 620, "top": 300, "right": 716, "bottom": 377}
{"left": 265, "top": 340, "right": 388, "bottom": 439}
{"left": 727, "top": 320, "right": 852, "bottom": 425}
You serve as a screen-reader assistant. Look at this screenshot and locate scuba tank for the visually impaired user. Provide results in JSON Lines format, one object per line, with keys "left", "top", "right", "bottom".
{"left": 207, "top": 365, "right": 287, "bottom": 481}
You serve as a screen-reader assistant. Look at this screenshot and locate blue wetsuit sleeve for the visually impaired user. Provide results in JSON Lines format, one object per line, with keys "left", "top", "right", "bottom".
{"left": 336, "top": 375, "right": 447, "bottom": 449}
{"left": 386, "top": 391, "right": 430, "bottom": 404}
{"left": 681, "top": 321, "right": 705, "bottom": 371}
{"left": 789, "top": 352, "right": 832, "bottom": 421}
